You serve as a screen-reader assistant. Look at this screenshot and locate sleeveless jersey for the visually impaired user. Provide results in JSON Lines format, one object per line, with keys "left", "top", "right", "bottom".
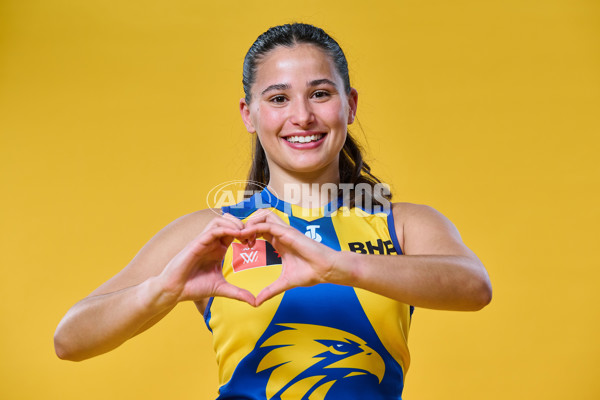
{"left": 204, "top": 189, "right": 413, "bottom": 399}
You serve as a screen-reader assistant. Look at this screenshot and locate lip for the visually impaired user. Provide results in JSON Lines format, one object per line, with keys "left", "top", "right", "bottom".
{"left": 280, "top": 132, "right": 328, "bottom": 149}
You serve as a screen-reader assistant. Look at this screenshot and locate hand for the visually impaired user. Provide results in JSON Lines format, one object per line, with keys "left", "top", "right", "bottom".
{"left": 242, "top": 211, "right": 341, "bottom": 306}
{"left": 157, "top": 213, "right": 256, "bottom": 307}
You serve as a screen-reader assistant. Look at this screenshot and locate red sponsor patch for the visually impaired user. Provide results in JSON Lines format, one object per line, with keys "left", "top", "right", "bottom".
{"left": 232, "top": 240, "right": 267, "bottom": 272}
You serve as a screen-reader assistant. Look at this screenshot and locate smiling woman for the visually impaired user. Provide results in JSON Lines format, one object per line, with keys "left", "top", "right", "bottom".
{"left": 54, "top": 23, "right": 491, "bottom": 399}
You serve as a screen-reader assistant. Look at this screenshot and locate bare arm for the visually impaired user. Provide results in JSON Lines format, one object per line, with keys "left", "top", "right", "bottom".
{"left": 338, "top": 203, "right": 492, "bottom": 310}
{"left": 54, "top": 210, "right": 254, "bottom": 361}
{"left": 54, "top": 279, "right": 176, "bottom": 361}
{"left": 245, "top": 204, "right": 492, "bottom": 311}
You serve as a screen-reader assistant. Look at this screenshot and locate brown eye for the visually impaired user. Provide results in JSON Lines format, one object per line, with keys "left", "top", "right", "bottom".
{"left": 270, "top": 95, "right": 287, "bottom": 104}
{"left": 312, "top": 90, "right": 330, "bottom": 99}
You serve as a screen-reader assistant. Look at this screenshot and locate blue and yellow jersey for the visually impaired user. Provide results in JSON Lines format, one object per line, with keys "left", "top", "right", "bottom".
{"left": 204, "top": 189, "right": 413, "bottom": 399}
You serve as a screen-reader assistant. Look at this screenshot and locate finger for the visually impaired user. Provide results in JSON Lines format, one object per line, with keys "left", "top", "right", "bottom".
{"left": 243, "top": 211, "right": 288, "bottom": 247}
{"left": 245, "top": 209, "right": 287, "bottom": 228}
{"left": 222, "top": 213, "right": 267, "bottom": 247}
{"left": 243, "top": 221, "right": 280, "bottom": 235}
{"left": 247, "top": 232, "right": 257, "bottom": 248}
{"left": 255, "top": 277, "right": 292, "bottom": 306}
{"left": 243, "top": 222, "right": 296, "bottom": 247}
{"left": 204, "top": 226, "right": 240, "bottom": 241}
{"left": 214, "top": 283, "right": 257, "bottom": 307}
{"left": 210, "top": 214, "right": 244, "bottom": 232}
{"left": 245, "top": 208, "right": 272, "bottom": 224}
{"left": 226, "top": 226, "right": 255, "bottom": 247}
{"left": 221, "top": 212, "right": 245, "bottom": 230}
{"left": 191, "top": 227, "right": 240, "bottom": 252}
{"left": 243, "top": 226, "right": 274, "bottom": 244}
{"left": 254, "top": 211, "right": 287, "bottom": 226}
{"left": 243, "top": 214, "right": 269, "bottom": 247}
{"left": 264, "top": 212, "right": 287, "bottom": 226}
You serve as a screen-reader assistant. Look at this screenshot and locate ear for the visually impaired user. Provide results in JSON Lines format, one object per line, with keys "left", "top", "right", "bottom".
{"left": 240, "top": 98, "right": 256, "bottom": 133}
{"left": 347, "top": 88, "right": 358, "bottom": 125}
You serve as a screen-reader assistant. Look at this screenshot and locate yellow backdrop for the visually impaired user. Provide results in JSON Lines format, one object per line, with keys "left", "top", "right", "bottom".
{"left": 1, "top": 0, "right": 598, "bottom": 399}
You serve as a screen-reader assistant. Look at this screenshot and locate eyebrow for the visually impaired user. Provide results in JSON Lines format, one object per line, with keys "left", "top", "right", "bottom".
{"left": 307, "top": 78, "right": 337, "bottom": 88}
{"left": 260, "top": 79, "right": 338, "bottom": 96}
{"left": 260, "top": 83, "right": 291, "bottom": 96}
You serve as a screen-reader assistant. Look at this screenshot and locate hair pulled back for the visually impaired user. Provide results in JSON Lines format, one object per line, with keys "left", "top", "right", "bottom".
{"left": 243, "top": 23, "right": 392, "bottom": 207}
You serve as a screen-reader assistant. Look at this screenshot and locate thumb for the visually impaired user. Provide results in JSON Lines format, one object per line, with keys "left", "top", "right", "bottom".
{"left": 255, "top": 277, "right": 292, "bottom": 307}
{"left": 214, "top": 283, "right": 257, "bottom": 307}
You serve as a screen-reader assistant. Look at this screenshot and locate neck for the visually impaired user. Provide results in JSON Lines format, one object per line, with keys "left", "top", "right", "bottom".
{"left": 266, "top": 163, "right": 340, "bottom": 209}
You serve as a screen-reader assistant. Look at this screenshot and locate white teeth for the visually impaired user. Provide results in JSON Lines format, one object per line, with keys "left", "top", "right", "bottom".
{"left": 285, "top": 134, "right": 324, "bottom": 143}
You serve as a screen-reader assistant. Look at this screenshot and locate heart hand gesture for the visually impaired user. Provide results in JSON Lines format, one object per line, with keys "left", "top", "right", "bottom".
{"left": 242, "top": 211, "right": 343, "bottom": 306}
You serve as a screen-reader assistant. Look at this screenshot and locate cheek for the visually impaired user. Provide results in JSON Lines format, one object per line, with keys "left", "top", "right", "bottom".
{"left": 321, "top": 102, "right": 348, "bottom": 126}
{"left": 255, "top": 108, "right": 285, "bottom": 131}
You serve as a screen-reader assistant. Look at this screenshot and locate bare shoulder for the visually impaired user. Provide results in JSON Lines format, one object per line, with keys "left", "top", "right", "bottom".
{"left": 88, "top": 208, "right": 222, "bottom": 297}
{"left": 391, "top": 202, "right": 473, "bottom": 257}
{"left": 392, "top": 202, "right": 457, "bottom": 230}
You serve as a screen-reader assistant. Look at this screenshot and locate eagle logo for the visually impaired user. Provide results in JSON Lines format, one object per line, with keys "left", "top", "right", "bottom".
{"left": 256, "top": 323, "right": 385, "bottom": 400}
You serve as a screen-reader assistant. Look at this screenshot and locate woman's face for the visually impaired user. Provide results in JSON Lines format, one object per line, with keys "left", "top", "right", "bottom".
{"left": 240, "top": 44, "right": 358, "bottom": 182}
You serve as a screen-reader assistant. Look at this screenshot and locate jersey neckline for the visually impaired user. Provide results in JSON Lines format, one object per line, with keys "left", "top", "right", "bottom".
{"left": 260, "top": 187, "right": 344, "bottom": 218}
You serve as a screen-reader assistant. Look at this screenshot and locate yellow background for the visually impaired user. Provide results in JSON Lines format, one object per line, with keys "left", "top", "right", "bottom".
{"left": 1, "top": 0, "right": 598, "bottom": 399}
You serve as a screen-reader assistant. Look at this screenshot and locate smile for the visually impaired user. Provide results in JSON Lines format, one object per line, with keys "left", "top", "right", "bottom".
{"left": 284, "top": 133, "right": 326, "bottom": 144}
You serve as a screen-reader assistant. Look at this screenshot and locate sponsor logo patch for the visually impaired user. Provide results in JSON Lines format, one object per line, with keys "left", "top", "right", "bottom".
{"left": 348, "top": 239, "right": 397, "bottom": 255}
{"left": 305, "top": 225, "right": 322, "bottom": 242}
{"left": 232, "top": 240, "right": 281, "bottom": 272}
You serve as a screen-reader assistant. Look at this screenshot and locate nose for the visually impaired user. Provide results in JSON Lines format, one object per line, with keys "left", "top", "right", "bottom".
{"left": 289, "top": 98, "right": 315, "bottom": 128}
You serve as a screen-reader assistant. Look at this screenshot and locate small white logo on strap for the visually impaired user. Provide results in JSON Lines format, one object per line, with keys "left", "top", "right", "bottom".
{"left": 305, "top": 225, "right": 322, "bottom": 242}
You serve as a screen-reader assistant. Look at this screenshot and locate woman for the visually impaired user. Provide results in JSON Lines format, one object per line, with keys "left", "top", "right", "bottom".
{"left": 55, "top": 23, "right": 492, "bottom": 399}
